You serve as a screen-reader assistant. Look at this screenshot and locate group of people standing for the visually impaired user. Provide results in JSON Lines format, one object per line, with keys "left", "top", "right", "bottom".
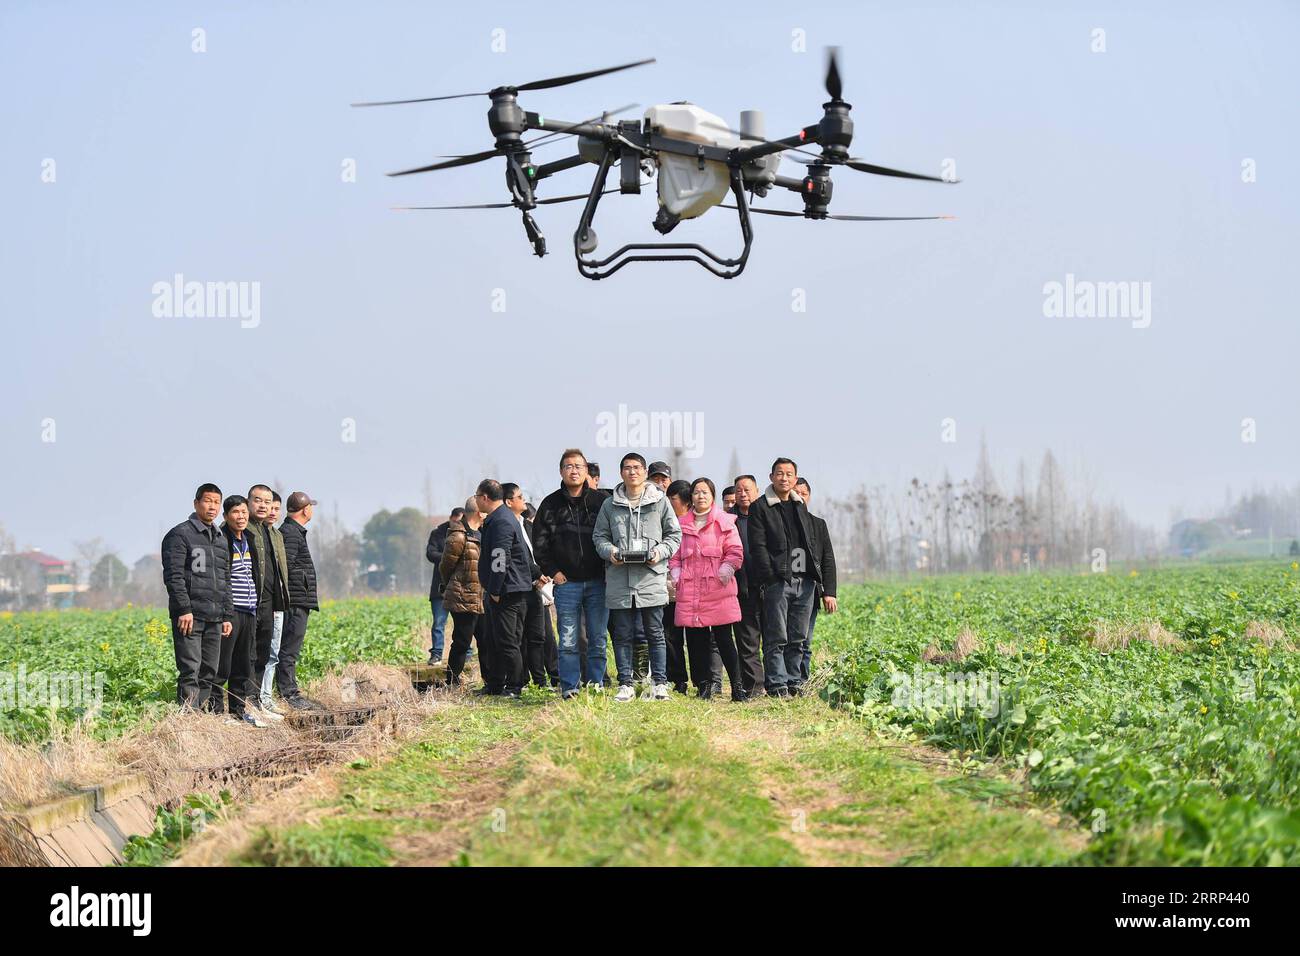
{"left": 426, "top": 449, "right": 837, "bottom": 703}
{"left": 161, "top": 484, "right": 322, "bottom": 727}
{"left": 159, "top": 449, "right": 837, "bottom": 721}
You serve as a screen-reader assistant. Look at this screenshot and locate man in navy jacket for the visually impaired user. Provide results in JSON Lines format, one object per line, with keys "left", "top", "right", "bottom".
{"left": 476, "top": 478, "right": 534, "bottom": 698}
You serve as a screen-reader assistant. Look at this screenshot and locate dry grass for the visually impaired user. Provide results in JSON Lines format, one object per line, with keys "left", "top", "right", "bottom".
{"left": 1087, "top": 620, "right": 1184, "bottom": 653}
{"left": 922, "top": 627, "right": 982, "bottom": 664}
{"left": 1244, "top": 620, "right": 1293, "bottom": 650}
{"left": 0, "top": 663, "right": 434, "bottom": 814}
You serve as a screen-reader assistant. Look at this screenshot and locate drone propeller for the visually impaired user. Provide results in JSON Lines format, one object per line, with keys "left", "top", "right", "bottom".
{"left": 720, "top": 203, "right": 953, "bottom": 222}
{"left": 388, "top": 104, "right": 642, "bottom": 177}
{"left": 393, "top": 187, "right": 623, "bottom": 211}
{"left": 352, "top": 58, "right": 655, "bottom": 107}
{"left": 825, "top": 47, "right": 843, "bottom": 102}
{"left": 704, "top": 118, "right": 957, "bottom": 184}
{"left": 433, "top": 104, "right": 641, "bottom": 159}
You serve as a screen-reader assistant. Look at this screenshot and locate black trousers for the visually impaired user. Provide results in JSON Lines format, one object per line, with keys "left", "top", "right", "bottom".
{"left": 211, "top": 610, "right": 257, "bottom": 715}
{"left": 734, "top": 587, "right": 765, "bottom": 697}
{"left": 684, "top": 624, "right": 744, "bottom": 699}
{"left": 542, "top": 602, "right": 559, "bottom": 685}
{"left": 447, "top": 610, "right": 481, "bottom": 683}
{"left": 172, "top": 617, "right": 222, "bottom": 710}
{"left": 252, "top": 605, "right": 275, "bottom": 690}
{"left": 520, "top": 589, "right": 548, "bottom": 687}
{"left": 490, "top": 592, "right": 527, "bottom": 693}
{"left": 276, "top": 605, "right": 311, "bottom": 699}
{"left": 664, "top": 603, "right": 688, "bottom": 691}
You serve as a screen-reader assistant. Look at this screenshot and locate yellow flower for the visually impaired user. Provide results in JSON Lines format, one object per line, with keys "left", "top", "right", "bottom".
{"left": 1228, "top": 591, "right": 1238, "bottom": 600}
{"left": 1292, "top": 562, "right": 1298, "bottom": 570}
{"left": 100, "top": 642, "right": 111, "bottom": 653}
{"left": 1199, "top": 705, "right": 1208, "bottom": 715}
{"left": 1128, "top": 570, "right": 1139, "bottom": 578}
{"left": 874, "top": 603, "right": 884, "bottom": 613}
{"left": 954, "top": 591, "right": 962, "bottom": 601}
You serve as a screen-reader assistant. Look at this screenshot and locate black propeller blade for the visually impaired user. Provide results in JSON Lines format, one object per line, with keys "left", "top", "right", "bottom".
{"left": 701, "top": 119, "right": 957, "bottom": 184}
{"left": 390, "top": 105, "right": 641, "bottom": 177}
{"left": 721, "top": 204, "right": 953, "bottom": 222}
{"left": 387, "top": 148, "right": 504, "bottom": 177}
{"left": 825, "top": 47, "right": 843, "bottom": 101}
{"left": 393, "top": 186, "right": 633, "bottom": 211}
{"left": 352, "top": 58, "right": 654, "bottom": 107}
{"left": 839, "top": 159, "right": 952, "bottom": 183}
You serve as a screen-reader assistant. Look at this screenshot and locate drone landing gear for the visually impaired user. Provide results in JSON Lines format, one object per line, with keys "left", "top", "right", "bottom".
{"left": 573, "top": 152, "right": 753, "bottom": 280}
{"left": 521, "top": 209, "right": 546, "bottom": 257}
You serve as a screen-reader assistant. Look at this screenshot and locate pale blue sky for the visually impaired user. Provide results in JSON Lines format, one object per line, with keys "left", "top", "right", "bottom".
{"left": 2, "top": 0, "right": 1297, "bottom": 563}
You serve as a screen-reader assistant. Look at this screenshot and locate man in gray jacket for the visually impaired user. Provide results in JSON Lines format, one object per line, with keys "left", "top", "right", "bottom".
{"left": 592, "top": 453, "right": 682, "bottom": 702}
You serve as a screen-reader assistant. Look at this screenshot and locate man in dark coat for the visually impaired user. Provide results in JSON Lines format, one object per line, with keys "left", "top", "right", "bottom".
{"left": 533, "top": 449, "right": 612, "bottom": 698}
{"left": 795, "top": 477, "right": 838, "bottom": 681}
{"left": 476, "top": 478, "right": 534, "bottom": 698}
{"left": 745, "top": 458, "right": 826, "bottom": 697}
{"left": 161, "top": 483, "right": 233, "bottom": 710}
{"left": 426, "top": 509, "right": 461, "bottom": 664}
{"left": 277, "top": 491, "right": 322, "bottom": 710}
{"left": 731, "top": 474, "right": 767, "bottom": 699}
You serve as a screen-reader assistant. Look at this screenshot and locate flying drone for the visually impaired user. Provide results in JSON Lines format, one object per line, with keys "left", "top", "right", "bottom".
{"left": 353, "top": 51, "right": 956, "bottom": 279}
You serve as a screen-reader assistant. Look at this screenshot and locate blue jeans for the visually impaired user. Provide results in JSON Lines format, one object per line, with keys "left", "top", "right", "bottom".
{"left": 610, "top": 605, "right": 667, "bottom": 686}
{"left": 761, "top": 577, "right": 816, "bottom": 693}
{"left": 429, "top": 597, "right": 448, "bottom": 660}
{"left": 259, "top": 610, "right": 284, "bottom": 706}
{"left": 554, "top": 579, "right": 610, "bottom": 692}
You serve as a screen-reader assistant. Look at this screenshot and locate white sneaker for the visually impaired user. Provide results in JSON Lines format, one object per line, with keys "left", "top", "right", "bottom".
{"left": 585, "top": 682, "right": 605, "bottom": 694}
{"left": 259, "top": 698, "right": 284, "bottom": 715}
{"left": 653, "top": 683, "right": 670, "bottom": 701}
{"left": 241, "top": 711, "right": 269, "bottom": 729}
{"left": 614, "top": 684, "right": 636, "bottom": 703}
{"left": 222, "top": 715, "right": 240, "bottom": 726}
{"left": 251, "top": 705, "right": 283, "bottom": 723}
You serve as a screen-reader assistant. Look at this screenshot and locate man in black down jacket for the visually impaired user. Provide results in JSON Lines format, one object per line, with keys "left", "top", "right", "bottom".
{"left": 277, "top": 491, "right": 321, "bottom": 710}
{"left": 161, "top": 483, "right": 234, "bottom": 709}
{"left": 731, "top": 474, "right": 767, "bottom": 699}
{"left": 426, "top": 509, "right": 460, "bottom": 664}
{"left": 795, "top": 477, "right": 838, "bottom": 681}
{"left": 746, "top": 458, "right": 825, "bottom": 697}
{"left": 532, "top": 449, "right": 611, "bottom": 698}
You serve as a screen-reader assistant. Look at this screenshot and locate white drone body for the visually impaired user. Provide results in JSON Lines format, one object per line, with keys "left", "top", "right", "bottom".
{"left": 643, "top": 104, "right": 780, "bottom": 219}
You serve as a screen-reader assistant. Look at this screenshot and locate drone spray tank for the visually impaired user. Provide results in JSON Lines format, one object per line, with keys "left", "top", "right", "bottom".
{"left": 644, "top": 103, "right": 739, "bottom": 234}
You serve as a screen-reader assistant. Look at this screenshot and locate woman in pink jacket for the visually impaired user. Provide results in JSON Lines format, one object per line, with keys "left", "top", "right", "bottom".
{"left": 669, "top": 477, "right": 747, "bottom": 701}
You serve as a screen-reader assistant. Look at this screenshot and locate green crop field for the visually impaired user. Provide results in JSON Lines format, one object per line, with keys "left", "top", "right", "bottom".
{"left": 815, "top": 561, "right": 1300, "bottom": 865}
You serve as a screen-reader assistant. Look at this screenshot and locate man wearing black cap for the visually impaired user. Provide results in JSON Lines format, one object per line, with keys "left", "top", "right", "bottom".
{"left": 648, "top": 461, "right": 672, "bottom": 492}
{"left": 277, "top": 491, "right": 323, "bottom": 710}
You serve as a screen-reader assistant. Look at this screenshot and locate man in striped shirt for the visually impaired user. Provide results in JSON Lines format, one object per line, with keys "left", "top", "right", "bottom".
{"left": 215, "top": 495, "right": 267, "bottom": 727}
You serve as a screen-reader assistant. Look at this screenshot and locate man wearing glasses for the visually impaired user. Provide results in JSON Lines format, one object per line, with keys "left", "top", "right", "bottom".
{"left": 592, "top": 453, "right": 682, "bottom": 702}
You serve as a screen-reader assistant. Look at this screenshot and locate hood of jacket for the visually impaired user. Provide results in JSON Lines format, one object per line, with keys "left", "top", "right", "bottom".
{"left": 610, "top": 480, "right": 666, "bottom": 509}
